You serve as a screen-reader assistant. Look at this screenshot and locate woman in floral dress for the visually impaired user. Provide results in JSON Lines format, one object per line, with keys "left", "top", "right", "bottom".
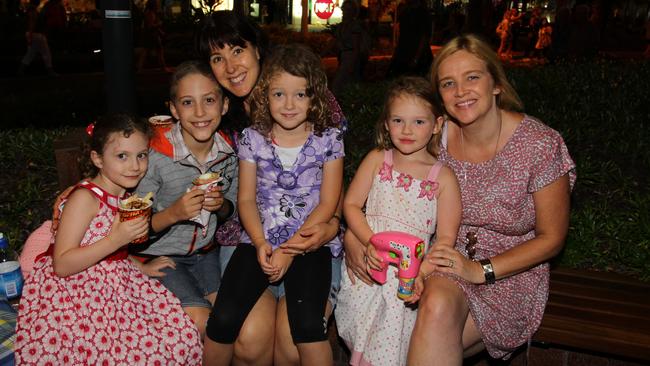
{"left": 407, "top": 35, "right": 576, "bottom": 365}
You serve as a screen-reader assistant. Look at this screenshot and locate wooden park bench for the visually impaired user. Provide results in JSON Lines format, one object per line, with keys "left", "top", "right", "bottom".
{"left": 53, "top": 127, "right": 85, "bottom": 190}
{"left": 533, "top": 267, "right": 650, "bottom": 362}
{"left": 327, "top": 267, "right": 650, "bottom": 365}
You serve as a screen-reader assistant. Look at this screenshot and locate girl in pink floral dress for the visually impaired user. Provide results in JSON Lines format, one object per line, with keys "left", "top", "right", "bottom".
{"left": 336, "top": 76, "right": 462, "bottom": 366}
{"left": 15, "top": 114, "right": 202, "bottom": 365}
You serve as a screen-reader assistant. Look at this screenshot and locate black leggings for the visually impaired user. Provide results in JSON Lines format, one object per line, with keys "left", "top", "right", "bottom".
{"left": 206, "top": 244, "right": 331, "bottom": 344}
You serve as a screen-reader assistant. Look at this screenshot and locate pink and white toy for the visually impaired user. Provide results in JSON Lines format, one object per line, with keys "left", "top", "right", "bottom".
{"left": 369, "top": 231, "right": 426, "bottom": 299}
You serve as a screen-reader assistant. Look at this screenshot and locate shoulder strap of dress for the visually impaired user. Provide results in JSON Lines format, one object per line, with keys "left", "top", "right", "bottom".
{"left": 384, "top": 149, "right": 393, "bottom": 165}
{"left": 76, "top": 181, "right": 118, "bottom": 209}
{"left": 427, "top": 161, "right": 444, "bottom": 182}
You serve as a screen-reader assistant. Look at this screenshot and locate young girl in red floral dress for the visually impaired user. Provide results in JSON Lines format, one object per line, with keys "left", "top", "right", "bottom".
{"left": 14, "top": 114, "right": 202, "bottom": 365}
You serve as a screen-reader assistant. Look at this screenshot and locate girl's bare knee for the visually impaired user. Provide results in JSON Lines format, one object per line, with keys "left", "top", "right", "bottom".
{"left": 234, "top": 332, "right": 274, "bottom": 364}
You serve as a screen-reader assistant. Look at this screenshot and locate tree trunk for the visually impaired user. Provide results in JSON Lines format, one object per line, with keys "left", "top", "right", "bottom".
{"left": 301, "top": 0, "right": 308, "bottom": 36}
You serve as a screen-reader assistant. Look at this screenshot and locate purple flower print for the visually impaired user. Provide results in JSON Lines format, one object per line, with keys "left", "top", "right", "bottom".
{"left": 279, "top": 194, "right": 307, "bottom": 219}
{"left": 268, "top": 226, "right": 291, "bottom": 246}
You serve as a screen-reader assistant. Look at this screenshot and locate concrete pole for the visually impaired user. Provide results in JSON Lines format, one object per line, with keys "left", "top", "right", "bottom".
{"left": 102, "top": 0, "right": 137, "bottom": 114}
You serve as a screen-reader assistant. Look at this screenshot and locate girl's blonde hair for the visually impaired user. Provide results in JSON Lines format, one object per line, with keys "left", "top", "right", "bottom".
{"left": 249, "top": 44, "right": 334, "bottom": 137}
{"left": 375, "top": 76, "right": 442, "bottom": 157}
{"left": 429, "top": 34, "right": 524, "bottom": 113}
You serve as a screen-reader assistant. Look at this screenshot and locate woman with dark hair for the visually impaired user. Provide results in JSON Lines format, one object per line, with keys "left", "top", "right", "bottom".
{"left": 196, "top": 11, "right": 346, "bottom": 365}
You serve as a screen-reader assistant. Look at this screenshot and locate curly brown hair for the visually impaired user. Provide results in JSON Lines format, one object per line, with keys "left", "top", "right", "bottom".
{"left": 248, "top": 43, "right": 333, "bottom": 137}
{"left": 375, "top": 76, "right": 443, "bottom": 157}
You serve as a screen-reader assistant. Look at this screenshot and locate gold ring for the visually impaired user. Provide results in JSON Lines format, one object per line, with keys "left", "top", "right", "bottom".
{"left": 448, "top": 259, "right": 454, "bottom": 268}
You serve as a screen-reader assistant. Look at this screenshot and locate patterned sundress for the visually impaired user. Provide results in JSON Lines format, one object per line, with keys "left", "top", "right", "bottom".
{"left": 437, "top": 116, "right": 576, "bottom": 359}
{"left": 336, "top": 149, "right": 442, "bottom": 366}
{"left": 14, "top": 181, "right": 203, "bottom": 365}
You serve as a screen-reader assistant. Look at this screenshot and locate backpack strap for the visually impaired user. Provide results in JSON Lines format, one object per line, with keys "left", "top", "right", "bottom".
{"left": 150, "top": 125, "right": 174, "bottom": 158}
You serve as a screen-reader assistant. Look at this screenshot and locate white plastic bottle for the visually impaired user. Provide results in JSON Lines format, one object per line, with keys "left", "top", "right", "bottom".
{"left": 0, "top": 233, "right": 24, "bottom": 300}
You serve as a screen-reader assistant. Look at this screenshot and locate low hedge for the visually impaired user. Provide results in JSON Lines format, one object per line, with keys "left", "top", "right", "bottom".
{"left": 1, "top": 58, "right": 648, "bottom": 281}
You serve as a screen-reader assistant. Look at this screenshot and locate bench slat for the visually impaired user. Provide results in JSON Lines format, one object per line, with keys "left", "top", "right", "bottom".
{"left": 536, "top": 316, "right": 650, "bottom": 361}
{"left": 535, "top": 267, "right": 650, "bottom": 362}
{"left": 550, "top": 268, "right": 650, "bottom": 293}
{"left": 549, "top": 282, "right": 650, "bottom": 305}
{"left": 543, "top": 302, "right": 650, "bottom": 333}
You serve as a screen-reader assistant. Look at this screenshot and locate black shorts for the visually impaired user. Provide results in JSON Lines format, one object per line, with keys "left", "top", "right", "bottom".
{"left": 206, "top": 244, "right": 332, "bottom": 344}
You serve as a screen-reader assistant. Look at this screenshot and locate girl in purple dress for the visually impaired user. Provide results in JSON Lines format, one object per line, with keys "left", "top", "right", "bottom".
{"left": 203, "top": 44, "right": 344, "bottom": 366}
{"left": 197, "top": 12, "right": 346, "bottom": 363}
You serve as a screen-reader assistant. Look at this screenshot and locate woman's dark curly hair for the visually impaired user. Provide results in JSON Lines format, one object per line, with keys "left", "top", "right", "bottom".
{"left": 248, "top": 43, "right": 334, "bottom": 138}
{"left": 80, "top": 113, "right": 152, "bottom": 178}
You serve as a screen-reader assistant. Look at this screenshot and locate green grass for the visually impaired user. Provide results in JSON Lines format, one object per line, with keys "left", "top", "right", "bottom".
{"left": 1, "top": 58, "right": 649, "bottom": 281}
{"left": 0, "top": 128, "right": 70, "bottom": 252}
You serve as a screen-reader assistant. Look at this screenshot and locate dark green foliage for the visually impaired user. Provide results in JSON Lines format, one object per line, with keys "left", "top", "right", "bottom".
{"left": 0, "top": 128, "right": 70, "bottom": 254}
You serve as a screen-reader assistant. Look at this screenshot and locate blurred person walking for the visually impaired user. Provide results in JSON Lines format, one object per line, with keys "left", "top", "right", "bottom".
{"left": 386, "top": 0, "right": 433, "bottom": 78}
{"left": 41, "top": 0, "right": 66, "bottom": 53}
{"left": 137, "top": 0, "right": 171, "bottom": 72}
{"left": 332, "top": 0, "right": 369, "bottom": 97}
{"left": 534, "top": 18, "right": 552, "bottom": 61}
{"left": 496, "top": 9, "right": 523, "bottom": 58}
{"left": 18, "top": 0, "right": 57, "bottom": 76}
{"left": 525, "top": 7, "right": 543, "bottom": 58}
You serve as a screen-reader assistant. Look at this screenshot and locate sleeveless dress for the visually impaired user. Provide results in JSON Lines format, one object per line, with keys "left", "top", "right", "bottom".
{"left": 14, "top": 181, "right": 203, "bottom": 365}
{"left": 437, "top": 116, "right": 576, "bottom": 359}
{"left": 336, "top": 150, "right": 442, "bottom": 366}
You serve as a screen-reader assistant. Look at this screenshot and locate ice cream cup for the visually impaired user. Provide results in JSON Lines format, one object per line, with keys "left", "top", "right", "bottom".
{"left": 192, "top": 172, "right": 222, "bottom": 187}
{"left": 148, "top": 114, "right": 174, "bottom": 126}
{"left": 118, "top": 200, "right": 153, "bottom": 244}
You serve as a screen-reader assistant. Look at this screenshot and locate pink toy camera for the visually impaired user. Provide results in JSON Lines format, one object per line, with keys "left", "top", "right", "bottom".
{"left": 369, "top": 231, "right": 426, "bottom": 300}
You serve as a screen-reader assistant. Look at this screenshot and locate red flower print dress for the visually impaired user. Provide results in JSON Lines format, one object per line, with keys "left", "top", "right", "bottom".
{"left": 336, "top": 150, "right": 442, "bottom": 366}
{"left": 14, "top": 181, "right": 202, "bottom": 365}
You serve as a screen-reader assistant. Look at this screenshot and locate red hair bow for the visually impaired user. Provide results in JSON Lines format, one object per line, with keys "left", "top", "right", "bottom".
{"left": 86, "top": 122, "right": 96, "bottom": 137}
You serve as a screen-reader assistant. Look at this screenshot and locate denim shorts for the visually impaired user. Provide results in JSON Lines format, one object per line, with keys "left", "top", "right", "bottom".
{"left": 157, "top": 248, "right": 221, "bottom": 308}
{"left": 267, "top": 254, "right": 343, "bottom": 307}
